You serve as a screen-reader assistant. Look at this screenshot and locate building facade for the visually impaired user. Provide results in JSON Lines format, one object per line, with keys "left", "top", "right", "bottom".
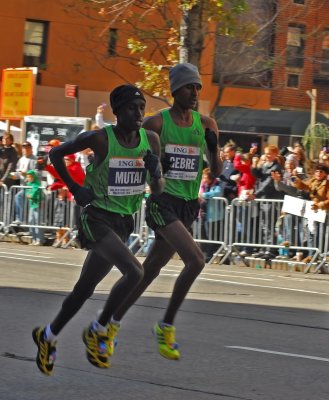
{"left": 272, "top": 0, "right": 329, "bottom": 114}
{"left": 0, "top": 0, "right": 328, "bottom": 134}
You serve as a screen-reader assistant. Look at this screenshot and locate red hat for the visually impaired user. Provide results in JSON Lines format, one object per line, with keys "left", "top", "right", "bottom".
{"left": 64, "top": 154, "right": 76, "bottom": 161}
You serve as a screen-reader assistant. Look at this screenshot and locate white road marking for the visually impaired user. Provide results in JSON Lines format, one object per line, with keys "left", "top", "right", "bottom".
{"left": 198, "top": 277, "right": 329, "bottom": 296}
{"left": 164, "top": 268, "right": 273, "bottom": 281}
{"left": 226, "top": 346, "right": 329, "bottom": 363}
{"left": 0, "top": 255, "right": 328, "bottom": 296}
{"left": 0, "top": 251, "right": 52, "bottom": 259}
{"left": 0, "top": 255, "right": 80, "bottom": 266}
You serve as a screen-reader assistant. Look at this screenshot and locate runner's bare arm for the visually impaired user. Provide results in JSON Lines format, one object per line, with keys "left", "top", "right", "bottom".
{"left": 145, "top": 129, "right": 165, "bottom": 195}
{"left": 49, "top": 128, "right": 108, "bottom": 191}
{"left": 142, "top": 114, "right": 163, "bottom": 135}
{"left": 201, "top": 115, "right": 222, "bottom": 177}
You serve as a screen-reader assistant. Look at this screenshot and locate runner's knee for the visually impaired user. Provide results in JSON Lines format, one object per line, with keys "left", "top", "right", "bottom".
{"left": 127, "top": 262, "right": 144, "bottom": 283}
{"left": 143, "top": 267, "right": 161, "bottom": 286}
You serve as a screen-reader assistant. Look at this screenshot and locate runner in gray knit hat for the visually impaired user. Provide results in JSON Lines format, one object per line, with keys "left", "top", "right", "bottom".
{"left": 111, "top": 62, "right": 222, "bottom": 362}
{"left": 169, "top": 62, "right": 202, "bottom": 94}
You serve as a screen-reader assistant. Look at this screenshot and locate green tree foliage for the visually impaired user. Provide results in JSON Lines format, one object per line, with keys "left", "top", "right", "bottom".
{"left": 303, "top": 123, "right": 329, "bottom": 160}
{"left": 67, "top": 0, "right": 251, "bottom": 101}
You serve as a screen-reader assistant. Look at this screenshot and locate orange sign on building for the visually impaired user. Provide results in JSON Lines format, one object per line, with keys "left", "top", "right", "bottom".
{"left": 0, "top": 69, "right": 34, "bottom": 119}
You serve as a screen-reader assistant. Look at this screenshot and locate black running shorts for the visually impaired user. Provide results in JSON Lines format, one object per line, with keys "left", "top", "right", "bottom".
{"left": 77, "top": 205, "right": 134, "bottom": 250}
{"left": 145, "top": 192, "right": 200, "bottom": 238}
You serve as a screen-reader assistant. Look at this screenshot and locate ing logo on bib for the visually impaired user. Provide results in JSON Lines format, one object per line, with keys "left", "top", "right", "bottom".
{"left": 164, "top": 144, "right": 200, "bottom": 180}
{"left": 108, "top": 157, "right": 146, "bottom": 196}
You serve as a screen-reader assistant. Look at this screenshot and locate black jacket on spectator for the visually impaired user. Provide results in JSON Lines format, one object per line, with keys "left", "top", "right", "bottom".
{"left": 252, "top": 160, "right": 283, "bottom": 199}
{"left": 219, "top": 159, "right": 238, "bottom": 202}
{"left": 0, "top": 146, "right": 18, "bottom": 188}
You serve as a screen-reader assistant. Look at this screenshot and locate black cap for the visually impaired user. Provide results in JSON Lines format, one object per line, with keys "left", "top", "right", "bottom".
{"left": 109, "top": 84, "right": 146, "bottom": 114}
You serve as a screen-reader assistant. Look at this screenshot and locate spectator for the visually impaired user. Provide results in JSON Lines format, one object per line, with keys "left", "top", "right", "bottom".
{"left": 46, "top": 154, "right": 85, "bottom": 244}
{"left": 0, "top": 133, "right": 18, "bottom": 189}
{"left": 94, "top": 103, "right": 107, "bottom": 129}
{"left": 293, "top": 163, "right": 329, "bottom": 262}
{"left": 199, "top": 168, "right": 221, "bottom": 262}
{"left": 233, "top": 151, "right": 256, "bottom": 199}
{"left": 233, "top": 151, "right": 257, "bottom": 257}
{"left": 45, "top": 154, "right": 85, "bottom": 198}
{"left": 251, "top": 145, "right": 283, "bottom": 258}
{"left": 12, "top": 141, "right": 37, "bottom": 224}
{"left": 76, "top": 148, "right": 94, "bottom": 172}
{"left": 25, "top": 170, "right": 43, "bottom": 246}
{"left": 218, "top": 143, "right": 238, "bottom": 203}
{"left": 271, "top": 161, "right": 310, "bottom": 259}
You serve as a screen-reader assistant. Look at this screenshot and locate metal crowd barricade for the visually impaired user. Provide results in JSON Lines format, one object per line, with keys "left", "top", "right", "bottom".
{"left": 0, "top": 184, "right": 8, "bottom": 236}
{"left": 192, "top": 196, "right": 228, "bottom": 263}
{"left": 228, "top": 197, "right": 323, "bottom": 270}
{"left": 128, "top": 198, "right": 146, "bottom": 253}
{"left": 5, "top": 185, "right": 76, "bottom": 244}
{"left": 2, "top": 183, "right": 329, "bottom": 274}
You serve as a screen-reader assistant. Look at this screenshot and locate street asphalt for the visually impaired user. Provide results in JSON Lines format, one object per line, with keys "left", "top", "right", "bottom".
{"left": 0, "top": 242, "right": 329, "bottom": 400}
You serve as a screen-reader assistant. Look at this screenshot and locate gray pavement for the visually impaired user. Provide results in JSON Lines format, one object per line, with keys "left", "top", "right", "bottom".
{"left": 1, "top": 242, "right": 329, "bottom": 400}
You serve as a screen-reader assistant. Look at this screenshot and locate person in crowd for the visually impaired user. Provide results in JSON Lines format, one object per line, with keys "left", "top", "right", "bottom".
{"left": 25, "top": 170, "right": 44, "bottom": 246}
{"left": 293, "top": 163, "right": 329, "bottom": 261}
{"left": 218, "top": 143, "right": 238, "bottom": 203}
{"left": 251, "top": 145, "right": 283, "bottom": 258}
{"left": 36, "top": 139, "right": 62, "bottom": 188}
{"left": 0, "top": 133, "right": 19, "bottom": 189}
{"left": 76, "top": 148, "right": 94, "bottom": 172}
{"left": 14, "top": 143, "right": 22, "bottom": 158}
{"left": 111, "top": 62, "right": 221, "bottom": 361}
{"left": 94, "top": 103, "right": 108, "bottom": 129}
{"left": 32, "top": 84, "right": 164, "bottom": 375}
{"left": 319, "top": 147, "right": 329, "bottom": 173}
{"left": 45, "top": 153, "right": 86, "bottom": 242}
{"left": 233, "top": 150, "right": 257, "bottom": 257}
{"left": 233, "top": 151, "right": 256, "bottom": 199}
{"left": 199, "top": 167, "right": 221, "bottom": 262}
{"left": 271, "top": 158, "right": 309, "bottom": 259}
{"left": 12, "top": 141, "right": 37, "bottom": 224}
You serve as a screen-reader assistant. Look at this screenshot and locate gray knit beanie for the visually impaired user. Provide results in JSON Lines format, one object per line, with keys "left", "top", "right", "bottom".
{"left": 169, "top": 63, "right": 202, "bottom": 95}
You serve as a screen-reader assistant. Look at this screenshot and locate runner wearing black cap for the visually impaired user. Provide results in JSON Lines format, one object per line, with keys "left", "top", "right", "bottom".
{"left": 32, "top": 84, "right": 164, "bottom": 375}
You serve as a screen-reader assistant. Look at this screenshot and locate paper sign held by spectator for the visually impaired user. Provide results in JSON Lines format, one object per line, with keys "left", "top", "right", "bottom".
{"left": 282, "top": 195, "right": 327, "bottom": 223}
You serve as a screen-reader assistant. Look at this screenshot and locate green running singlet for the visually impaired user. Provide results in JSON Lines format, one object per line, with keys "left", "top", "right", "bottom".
{"left": 84, "top": 125, "right": 151, "bottom": 215}
{"left": 161, "top": 109, "right": 206, "bottom": 201}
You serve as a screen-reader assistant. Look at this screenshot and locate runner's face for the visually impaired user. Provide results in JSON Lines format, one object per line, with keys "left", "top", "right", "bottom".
{"left": 174, "top": 83, "right": 201, "bottom": 109}
{"left": 116, "top": 98, "right": 146, "bottom": 131}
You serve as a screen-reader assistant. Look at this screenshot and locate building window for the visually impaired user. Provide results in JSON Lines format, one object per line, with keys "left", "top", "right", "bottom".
{"left": 287, "top": 73, "right": 299, "bottom": 88}
{"left": 286, "top": 25, "right": 305, "bottom": 68}
{"left": 108, "top": 28, "right": 118, "bottom": 56}
{"left": 293, "top": 0, "right": 305, "bottom": 4}
{"left": 23, "top": 20, "right": 48, "bottom": 68}
{"left": 321, "top": 31, "right": 329, "bottom": 73}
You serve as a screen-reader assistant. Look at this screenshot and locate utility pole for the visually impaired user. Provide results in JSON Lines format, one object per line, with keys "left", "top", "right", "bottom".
{"left": 306, "top": 88, "right": 317, "bottom": 127}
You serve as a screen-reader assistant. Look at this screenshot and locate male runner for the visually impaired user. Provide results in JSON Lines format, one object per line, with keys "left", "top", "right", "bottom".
{"left": 113, "top": 63, "right": 221, "bottom": 360}
{"left": 32, "top": 84, "right": 164, "bottom": 375}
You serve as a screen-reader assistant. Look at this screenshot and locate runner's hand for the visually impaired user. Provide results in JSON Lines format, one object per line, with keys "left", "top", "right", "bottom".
{"left": 143, "top": 150, "right": 162, "bottom": 180}
{"left": 161, "top": 153, "right": 174, "bottom": 174}
{"left": 70, "top": 183, "right": 95, "bottom": 207}
{"left": 205, "top": 128, "right": 218, "bottom": 153}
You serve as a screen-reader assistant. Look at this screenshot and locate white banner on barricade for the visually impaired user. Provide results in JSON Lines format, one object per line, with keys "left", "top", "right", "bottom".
{"left": 282, "top": 195, "right": 327, "bottom": 223}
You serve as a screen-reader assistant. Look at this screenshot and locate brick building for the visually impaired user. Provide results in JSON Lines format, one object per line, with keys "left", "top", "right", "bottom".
{"left": 272, "top": 0, "right": 329, "bottom": 114}
{"left": 0, "top": 0, "right": 328, "bottom": 141}
{"left": 0, "top": 0, "right": 271, "bottom": 127}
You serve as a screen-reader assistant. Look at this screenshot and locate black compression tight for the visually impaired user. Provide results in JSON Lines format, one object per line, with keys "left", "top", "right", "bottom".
{"left": 50, "top": 230, "right": 143, "bottom": 335}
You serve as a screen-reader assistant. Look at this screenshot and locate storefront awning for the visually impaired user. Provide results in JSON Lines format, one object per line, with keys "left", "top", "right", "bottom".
{"left": 215, "top": 107, "right": 329, "bottom": 136}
